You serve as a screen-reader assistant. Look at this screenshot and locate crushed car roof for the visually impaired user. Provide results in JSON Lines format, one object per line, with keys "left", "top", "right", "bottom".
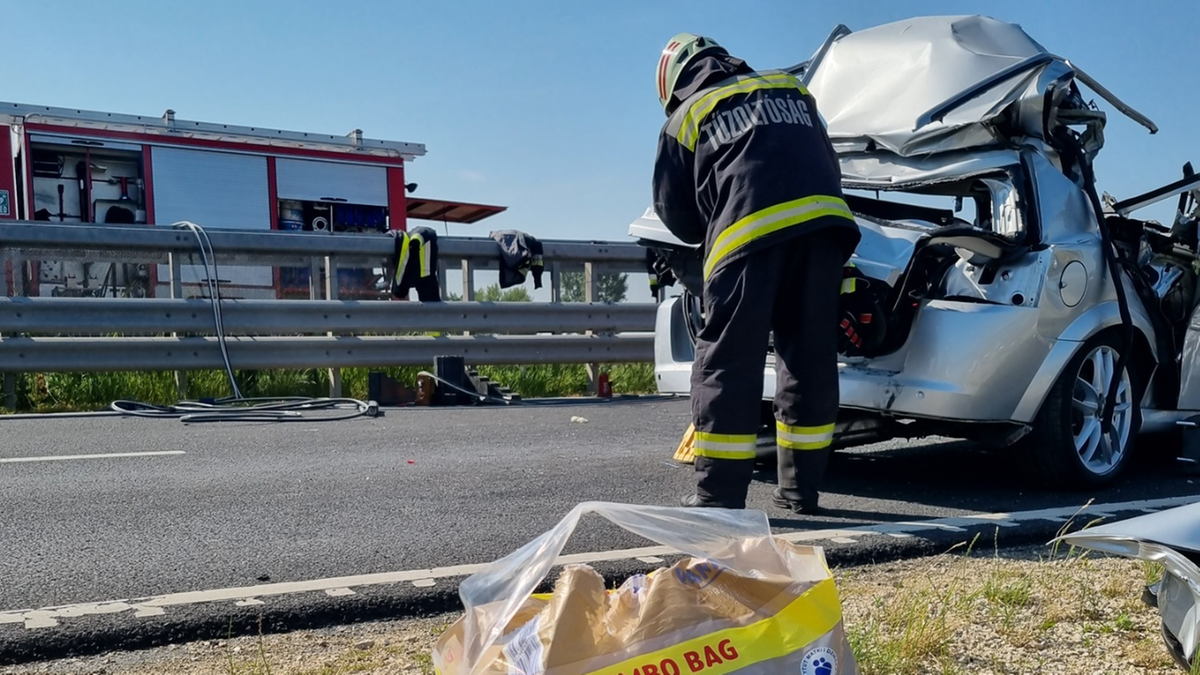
{"left": 797, "top": 15, "right": 1156, "bottom": 158}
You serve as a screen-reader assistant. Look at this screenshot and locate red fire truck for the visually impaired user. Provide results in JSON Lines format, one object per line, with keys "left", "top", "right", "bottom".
{"left": 0, "top": 101, "right": 505, "bottom": 299}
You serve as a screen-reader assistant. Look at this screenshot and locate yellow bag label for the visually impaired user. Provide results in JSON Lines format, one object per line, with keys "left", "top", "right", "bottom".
{"left": 582, "top": 577, "right": 841, "bottom": 675}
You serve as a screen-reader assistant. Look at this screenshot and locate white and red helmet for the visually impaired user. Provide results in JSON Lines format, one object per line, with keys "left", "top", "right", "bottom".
{"left": 657, "top": 33, "right": 725, "bottom": 113}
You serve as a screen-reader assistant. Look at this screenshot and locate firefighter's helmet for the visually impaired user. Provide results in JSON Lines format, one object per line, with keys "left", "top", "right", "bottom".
{"left": 657, "top": 33, "right": 725, "bottom": 113}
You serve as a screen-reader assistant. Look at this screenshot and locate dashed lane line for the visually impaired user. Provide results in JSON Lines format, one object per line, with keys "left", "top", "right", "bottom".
{"left": 1, "top": 495, "right": 1195, "bottom": 629}
{"left": 0, "top": 451, "right": 185, "bottom": 464}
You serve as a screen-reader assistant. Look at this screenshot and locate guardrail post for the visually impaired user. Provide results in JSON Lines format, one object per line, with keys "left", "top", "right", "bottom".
{"left": 0, "top": 247, "right": 8, "bottom": 297}
{"left": 438, "top": 259, "right": 448, "bottom": 300}
{"left": 324, "top": 255, "right": 343, "bottom": 398}
{"left": 2, "top": 248, "right": 13, "bottom": 408}
{"left": 12, "top": 254, "right": 25, "bottom": 297}
{"left": 308, "top": 257, "right": 320, "bottom": 301}
{"left": 584, "top": 262, "right": 599, "bottom": 395}
{"left": 461, "top": 259, "right": 475, "bottom": 301}
{"left": 461, "top": 259, "right": 475, "bottom": 336}
{"left": 167, "top": 251, "right": 188, "bottom": 399}
{"left": 3, "top": 373, "right": 14, "bottom": 411}
{"left": 550, "top": 262, "right": 561, "bottom": 303}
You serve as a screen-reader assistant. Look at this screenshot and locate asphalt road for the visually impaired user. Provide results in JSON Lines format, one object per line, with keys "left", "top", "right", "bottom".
{"left": 2, "top": 395, "right": 1196, "bottom": 617}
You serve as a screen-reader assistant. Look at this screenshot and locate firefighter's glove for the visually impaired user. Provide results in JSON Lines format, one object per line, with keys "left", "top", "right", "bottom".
{"left": 837, "top": 263, "right": 884, "bottom": 357}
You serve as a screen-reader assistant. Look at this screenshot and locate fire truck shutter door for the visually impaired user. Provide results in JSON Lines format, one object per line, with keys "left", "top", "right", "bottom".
{"left": 151, "top": 146, "right": 272, "bottom": 286}
{"left": 275, "top": 158, "right": 387, "bottom": 206}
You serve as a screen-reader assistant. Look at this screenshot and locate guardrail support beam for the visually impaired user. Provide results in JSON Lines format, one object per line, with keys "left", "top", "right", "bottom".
{"left": 3, "top": 373, "right": 14, "bottom": 411}
{"left": 12, "top": 255, "right": 25, "bottom": 297}
{"left": 167, "top": 251, "right": 188, "bottom": 400}
{"left": 585, "top": 262, "right": 599, "bottom": 395}
{"left": 550, "top": 262, "right": 561, "bottom": 303}
{"left": 325, "top": 255, "right": 343, "bottom": 398}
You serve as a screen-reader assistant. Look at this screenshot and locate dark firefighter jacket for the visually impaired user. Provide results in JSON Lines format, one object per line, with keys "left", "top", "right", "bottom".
{"left": 652, "top": 54, "right": 861, "bottom": 282}
{"left": 390, "top": 226, "right": 441, "bottom": 301}
{"left": 491, "top": 230, "right": 545, "bottom": 289}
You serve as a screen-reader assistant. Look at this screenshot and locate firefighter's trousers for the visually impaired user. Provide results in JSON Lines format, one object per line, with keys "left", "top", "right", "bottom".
{"left": 690, "top": 230, "right": 844, "bottom": 507}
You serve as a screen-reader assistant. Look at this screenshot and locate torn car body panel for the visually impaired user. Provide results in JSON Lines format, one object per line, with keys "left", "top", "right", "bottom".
{"left": 797, "top": 15, "right": 1156, "bottom": 158}
{"left": 1055, "top": 504, "right": 1200, "bottom": 671}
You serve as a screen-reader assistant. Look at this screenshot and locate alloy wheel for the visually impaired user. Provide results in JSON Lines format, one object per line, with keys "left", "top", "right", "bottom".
{"left": 1071, "top": 345, "right": 1133, "bottom": 475}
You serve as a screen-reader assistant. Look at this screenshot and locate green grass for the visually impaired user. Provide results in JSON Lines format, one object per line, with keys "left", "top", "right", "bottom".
{"left": 2, "top": 363, "right": 657, "bottom": 412}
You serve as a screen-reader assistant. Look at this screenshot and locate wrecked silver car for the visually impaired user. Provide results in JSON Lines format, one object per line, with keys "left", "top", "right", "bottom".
{"left": 632, "top": 15, "right": 1200, "bottom": 488}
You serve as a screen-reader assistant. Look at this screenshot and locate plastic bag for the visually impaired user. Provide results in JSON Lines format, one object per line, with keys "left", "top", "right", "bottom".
{"left": 432, "top": 501, "right": 857, "bottom": 675}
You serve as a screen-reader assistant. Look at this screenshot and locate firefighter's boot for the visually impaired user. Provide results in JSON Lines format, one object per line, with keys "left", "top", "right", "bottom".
{"left": 774, "top": 448, "right": 829, "bottom": 514}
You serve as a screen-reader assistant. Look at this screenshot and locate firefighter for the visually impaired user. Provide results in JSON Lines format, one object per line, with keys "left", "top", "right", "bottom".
{"left": 652, "top": 33, "right": 862, "bottom": 513}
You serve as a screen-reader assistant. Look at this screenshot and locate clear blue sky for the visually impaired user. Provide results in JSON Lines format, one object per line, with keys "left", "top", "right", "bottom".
{"left": 5, "top": 1, "right": 1198, "bottom": 243}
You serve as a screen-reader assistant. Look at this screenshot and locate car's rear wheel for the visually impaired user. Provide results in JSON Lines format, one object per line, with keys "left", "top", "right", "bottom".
{"left": 1024, "top": 333, "right": 1139, "bottom": 489}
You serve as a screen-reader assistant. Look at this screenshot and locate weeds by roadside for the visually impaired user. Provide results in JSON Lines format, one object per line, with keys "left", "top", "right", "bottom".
{"left": 839, "top": 516, "right": 1174, "bottom": 675}
{"left": 1, "top": 363, "right": 657, "bottom": 413}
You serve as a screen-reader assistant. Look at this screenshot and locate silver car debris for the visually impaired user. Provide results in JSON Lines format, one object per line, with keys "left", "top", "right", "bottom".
{"left": 632, "top": 15, "right": 1200, "bottom": 488}
{"left": 1056, "top": 503, "right": 1200, "bottom": 671}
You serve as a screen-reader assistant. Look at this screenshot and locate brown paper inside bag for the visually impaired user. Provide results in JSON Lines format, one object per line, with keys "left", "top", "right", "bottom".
{"left": 433, "top": 537, "right": 825, "bottom": 675}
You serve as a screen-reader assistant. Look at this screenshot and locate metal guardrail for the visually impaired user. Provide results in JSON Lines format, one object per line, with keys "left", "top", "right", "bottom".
{"left": 0, "top": 220, "right": 651, "bottom": 300}
{"left": 0, "top": 221, "right": 658, "bottom": 406}
{"left": 0, "top": 334, "right": 651, "bottom": 372}
{"left": 0, "top": 297, "right": 656, "bottom": 336}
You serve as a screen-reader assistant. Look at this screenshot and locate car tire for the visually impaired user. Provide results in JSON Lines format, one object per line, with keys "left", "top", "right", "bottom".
{"left": 1023, "top": 333, "right": 1140, "bottom": 489}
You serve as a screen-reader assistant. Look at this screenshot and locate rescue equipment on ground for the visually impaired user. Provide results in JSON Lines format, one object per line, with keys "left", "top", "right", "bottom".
{"left": 432, "top": 501, "right": 858, "bottom": 675}
{"left": 491, "top": 229, "right": 545, "bottom": 289}
{"left": 366, "top": 356, "right": 519, "bottom": 407}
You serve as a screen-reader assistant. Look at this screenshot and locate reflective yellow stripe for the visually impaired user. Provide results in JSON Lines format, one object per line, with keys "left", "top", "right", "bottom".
{"left": 677, "top": 72, "right": 806, "bottom": 151}
{"left": 693, "top": 431, "right": 758, "bottom": 460}
{"left": 410, "top": 233, "right": 432, "bottom": 277}
{"left": 841, "top": 277, "right": 857, "bottom": 294}
{"left": 393, "top": 231, "right": 411, "bottom": 284}
{"left": 581, "top": 577, "right": 842, "bottom": 675}
{"left": 704, "top": 196, "right": 855, "bottom": 281}
{"left": 776, "top": 421, "right": 835, "bottom": 451}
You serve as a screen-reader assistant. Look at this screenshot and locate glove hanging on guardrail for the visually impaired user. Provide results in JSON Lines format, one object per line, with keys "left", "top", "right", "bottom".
{"left": 491, "top": 229, "right": 545, "bottom": 289}
{"left": 389, "top": 226, "right": 442, "bottom": 301}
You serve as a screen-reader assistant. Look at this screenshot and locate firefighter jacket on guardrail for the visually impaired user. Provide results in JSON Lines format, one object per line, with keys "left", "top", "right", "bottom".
{"left": 390, "top": 226, "right": 441, "bottom": 301}
{"left": 491, "top": 229, "right": 545, "bottom": 289}
{"left": 652, "top": 59, "right": 861, "bottom": 282}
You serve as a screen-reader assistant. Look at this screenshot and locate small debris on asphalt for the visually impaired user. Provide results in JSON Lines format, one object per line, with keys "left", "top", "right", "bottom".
{"left": 256, "top": 574, "right": 271, "bottom": 582}
{"left": 571, "top": 416, "right": 588, "bottom": 423}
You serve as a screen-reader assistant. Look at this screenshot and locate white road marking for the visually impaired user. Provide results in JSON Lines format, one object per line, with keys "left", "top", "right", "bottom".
{"left": 325, "top": 588, "right": 355, "bottom": 597}
{"left": 3, "top": 495, "right": 1196, "bottom": 629}
{"left": 0, "top": 451, "right": 185, "bottom": 464}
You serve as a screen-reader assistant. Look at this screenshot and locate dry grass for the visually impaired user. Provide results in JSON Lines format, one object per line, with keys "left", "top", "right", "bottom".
{"left": 3, "top": 548, "right": 1178, "bottom": 675}
{"left": 838, "top": 539, "right": 1175, "bottom": 675}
